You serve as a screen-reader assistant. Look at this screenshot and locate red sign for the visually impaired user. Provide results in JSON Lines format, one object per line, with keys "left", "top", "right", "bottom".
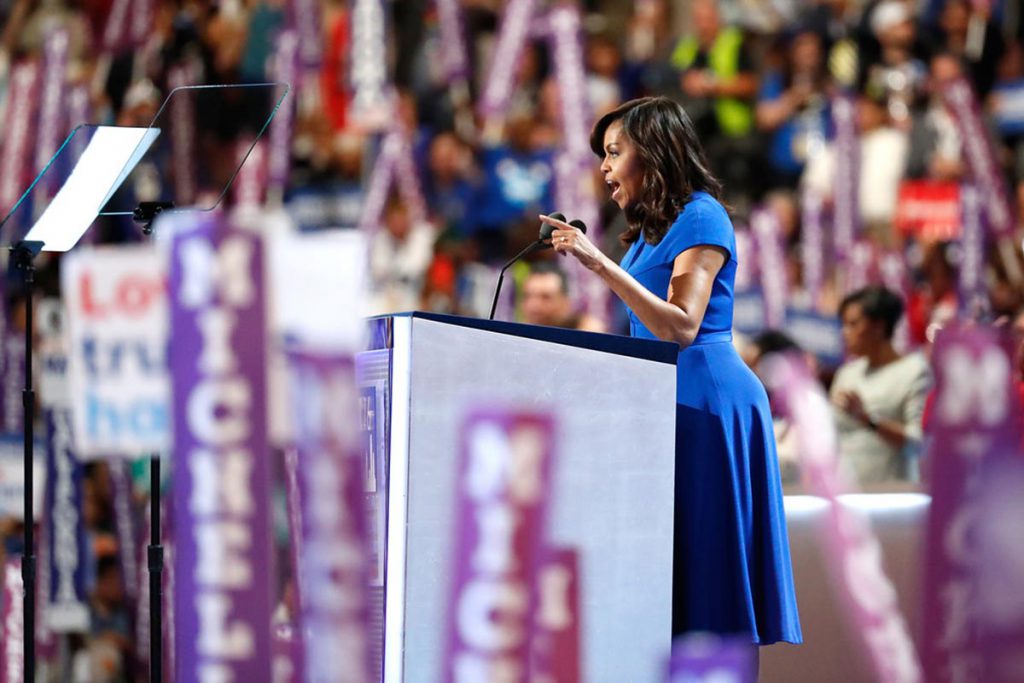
{"left": 895, "top": 181, "right": 961, "bottom": 241}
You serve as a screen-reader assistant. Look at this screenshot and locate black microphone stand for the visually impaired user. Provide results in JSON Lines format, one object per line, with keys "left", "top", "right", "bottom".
{"left": 10, "top": 238, "right": 43, "bottom": 683}
{"left": 488, "top": 239, "right": 547, "bottom": 321}
{"left": 133, "top": 200, "right": 173, "bottom": 683}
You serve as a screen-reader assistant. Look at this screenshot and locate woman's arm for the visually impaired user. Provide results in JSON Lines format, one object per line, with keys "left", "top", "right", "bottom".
{"left": 541, "top": 214, "right": 726, "bottom": 347}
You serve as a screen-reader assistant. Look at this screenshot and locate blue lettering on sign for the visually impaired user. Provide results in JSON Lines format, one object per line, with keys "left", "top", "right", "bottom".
{"left": 86, "top": 393, "right": 168, "bottom": 442}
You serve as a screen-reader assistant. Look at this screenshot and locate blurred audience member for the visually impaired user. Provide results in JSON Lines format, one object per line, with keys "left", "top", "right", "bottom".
{"left": 831, "top": 286, "right": 931, "bottom": 484}
{"left": 671, "top": 0, "right": 761, "bottom": 208}
{"left": 860, "top": 0, "right": 929, "bottom": 128}
{"left": 907, "top": 240, "right": 959, "bottom": 346}
{"left": 519, "top": 262, "right": 605, "bottom": 332}
{"left": 757, "top": 26, "right": 833, "bottom": 189}
{"left": 368, "top": 194, "right": 436, "bottom": 314}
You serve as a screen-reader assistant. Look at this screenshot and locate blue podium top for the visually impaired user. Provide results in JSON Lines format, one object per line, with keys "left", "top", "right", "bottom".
{"left": 368, "top": 312, "right": 678, "bottom": 365}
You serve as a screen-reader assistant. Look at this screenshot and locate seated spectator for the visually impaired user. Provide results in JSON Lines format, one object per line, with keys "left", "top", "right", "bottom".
{"left": 519, "top": 262, "right": 605, "bottom": 332}
{"left": 830, "top": 285, "right": 931, "bottom": 484}
{"left": 756, "top": 27, "right": 833, "bottom": 190}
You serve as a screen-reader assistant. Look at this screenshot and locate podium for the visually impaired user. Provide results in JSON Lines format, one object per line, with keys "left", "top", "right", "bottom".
{"left": 360, "top": 312, "right": 678, "bottom": 682}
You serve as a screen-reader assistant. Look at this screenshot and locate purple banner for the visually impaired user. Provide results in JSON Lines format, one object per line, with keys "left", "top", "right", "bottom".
{"left": 0, "top": 61, "right": 40, "bottom": 224}
{"left": 443, "top": 409, "right": 554, "bottom": 683}
{"left": 110, "top": 460, "right": 140, "bottom": 603}
{"left": 168, "top": 65, "right": 197, "bottom": 206}
{"left": 549, "top": 5, "right": 608, "bottom": 324}
{"left": 831, "top": 92, "right": 860, "bottom": 260}
{"left": 357, "top": 129, "right": 427, "bottom": 232}
{"left": 288, "top": 351, "right": 371, "bottom": 683}
{"left": 1, "top": 326, "right": 25, "bottom": 437}
{"left": 764, "top": 354, "right": 922, "bottom": 682}
{"left": 530, "top": 548, "right": 581, "bottom": 683}
{"left": 272, "top": 617, "right": 301, "bottom": 683}
{"left": 1, "top": 558, "right": 23, "bottom": 683}
{"left": 268, "top": 31, "right": 299, "bottom": 202}
{"left": 350, "top": 0, "right": 390, "bottom": 130}
{"left": 751, "top": 207, "right": 788, "bottom": 330}
{"left": 667, "top": 635, "right": 756, "bottom": 683}
{"left": 844, "top": 239, "right": 875, "bottom": 294}
{"left": 878, "top": 250, "right": 912, "bottom": 351}
{"left": 33, "top": 28, "right": 69, "bottom": 207}
{"left": 436, "top": 0, "right": 470, "bottom": 83}
{"left": 478, "top": 0, "right": 537, "bottom": 118}
{"left": 169, "top": 213, "right": 275, "bottom": 681}
{"left": 800, "top": 189, "right": 826, "bottom": 308}
{"left": 290, "top": 0, "right": 323, "bottom": 69}
{"left": 43, "top": 409, "right": 89, "bottom": 631}
{"left": 279, "top": 446, "right": 304, "bottom": 683}
{"left": 942, "top": 77, "right": 1014, "bottom": 238}
{"left": 922, "top": 326, "right": 1020, "bottom": 682}
{"left": 102, "top": 0, "right": 132, "bottom": 53}
{"left": 958, "top": 184, "right": 989, "bottom": 319}
{"left": 232, "top": 139, "right": 268, "bottom": 209}
{"left": 734, "top": 227, "right": 758, "bottom": 292}
{"left": 130, "top": 0, "right": 154, "bottom": 46}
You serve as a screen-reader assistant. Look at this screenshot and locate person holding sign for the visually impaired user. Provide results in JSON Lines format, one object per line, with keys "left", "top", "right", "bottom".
{"left": 540, "top": 97, "right": 802, "bottom": 647}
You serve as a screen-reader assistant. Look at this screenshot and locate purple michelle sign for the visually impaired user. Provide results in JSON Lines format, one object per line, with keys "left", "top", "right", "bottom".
{"left": 958, "top": 184, "right": 989, "bottom": 319}
{"left": 750, "top": 206, "right": 788, "bottom": 330}
{"left": 478, "top": 0, "right": 538, "bottom": 119}
{"left": 443, "top": 409, "right": 554, "bottom": 683}
{"left": 169, "top": 213, "right": 275, "bottom": 681}
{"left": 831, "top": 92, "right": 860, "bottom": 261}
{"left": 942, "top": 77, "right": 1014, "bottom": 238}
{"left": 667, "top": 634, "right": 755, "bottom": 683}
{"left": 288, "top": 351, "right": 371, "bottom": 683}
{"left": 921, "top": 326, "right": 1021, "bottom": 682}
{"left": 1, "top": 558, "right": 23, "bottom": 683}
{"left": 530, "top": 548, "right": 581, "bottom": 683}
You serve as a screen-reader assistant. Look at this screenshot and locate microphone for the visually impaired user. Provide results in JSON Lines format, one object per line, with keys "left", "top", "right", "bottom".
{"left": 488, "top": 212, "right": 565, "bottom": 321}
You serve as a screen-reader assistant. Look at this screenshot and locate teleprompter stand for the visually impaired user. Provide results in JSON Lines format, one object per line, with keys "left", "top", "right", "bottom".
{"left": 10, "top": 239, "right": 43, "bottom": 682}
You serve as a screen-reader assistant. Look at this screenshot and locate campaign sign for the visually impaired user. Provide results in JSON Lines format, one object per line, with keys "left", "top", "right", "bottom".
{"left": 289, "top": 351, "right": 371, "bottom": 683}
{"left": 0, "top": 436, "right": 45, "bottom": 520}
{"left": 61, "top": 245, "right": 168, "bottom": 458}
{"left": 667, "top": 634, "right": 755, "bottom": 683}
{"left": 764, "top": 354, "right": 921, "bottom": 682}
{"left": 168, "top": 213, "right": 274, "bottom": 682}
{"left": 37, "top": 299, "right": 89, "bottom": 632}
{"left": 922, "top": 326, "right": 1021, "bottom": 683}
{"left": 443, "top": 409, "right": 554, "bottom": 683}
{"left": 1, "top": 558, "right": 23, "bottom": 683}
{"left": 991, "top": 79, "right": 1024, "bottom": 136}
{"left": 530, "top": 548, "right": 581, "bottom": 683}
{"left": 894, "top": 181, "right": 961, "bottom": 241}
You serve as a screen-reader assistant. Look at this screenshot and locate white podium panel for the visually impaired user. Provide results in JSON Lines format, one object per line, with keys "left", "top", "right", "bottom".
{"left": 382, "top": 315, "right": 677, "bottom": 682}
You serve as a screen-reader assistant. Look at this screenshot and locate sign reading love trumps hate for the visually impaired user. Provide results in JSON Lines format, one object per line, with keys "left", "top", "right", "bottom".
{"left": 444, "top": 410, "right": 554, "bottom": 683}
{"left": 61, "top": 245, "right": 168, "bottom": 458}
{"left": 167, "top": 213, "right": 274, "bottom": 682}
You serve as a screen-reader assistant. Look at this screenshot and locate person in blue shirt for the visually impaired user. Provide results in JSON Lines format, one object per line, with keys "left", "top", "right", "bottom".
{"left": 540, "top": 97, "right": 802, "bottom": 654}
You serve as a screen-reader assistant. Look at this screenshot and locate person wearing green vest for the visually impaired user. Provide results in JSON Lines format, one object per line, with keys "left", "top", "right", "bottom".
{"left": 671, "top": 0, "right": 758, "bottom": 139}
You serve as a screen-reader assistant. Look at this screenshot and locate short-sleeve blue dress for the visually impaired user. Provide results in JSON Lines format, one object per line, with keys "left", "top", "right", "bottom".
{"left": 621, "top": 191, "right": 802, "bottom": 644}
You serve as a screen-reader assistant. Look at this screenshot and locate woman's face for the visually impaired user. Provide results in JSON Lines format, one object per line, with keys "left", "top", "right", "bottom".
{"left": 841, "top": 302, "right": 883, "bottom": 356}
{"left": 600, "top": 121, "right": 644, "bottom": 210}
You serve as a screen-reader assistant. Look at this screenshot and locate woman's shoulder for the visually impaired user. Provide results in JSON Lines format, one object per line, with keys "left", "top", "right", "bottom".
{"left": 662, "top": 192, "right": 734, "bottom": 254}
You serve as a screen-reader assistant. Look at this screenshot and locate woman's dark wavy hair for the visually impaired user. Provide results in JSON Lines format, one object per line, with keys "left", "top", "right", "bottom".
{"left": 590, "top": 97, "right": 723, "bottom": 245}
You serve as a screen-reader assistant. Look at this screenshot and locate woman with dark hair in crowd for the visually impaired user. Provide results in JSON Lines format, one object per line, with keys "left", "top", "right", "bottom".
{"left": 539, "top": 97, "right": 802, "bottom": 652}
{"left": 831, "top": 285, "right": 931, "bottom": 484}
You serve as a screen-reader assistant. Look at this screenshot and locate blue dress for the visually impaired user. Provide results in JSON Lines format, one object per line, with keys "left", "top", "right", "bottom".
{"left": 621, "top": 192, "right": 802, "bottom": 645}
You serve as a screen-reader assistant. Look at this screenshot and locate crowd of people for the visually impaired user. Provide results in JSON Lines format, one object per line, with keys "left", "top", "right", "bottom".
{"left": 0, "top": 0, "right": 1023, "bottom": 678}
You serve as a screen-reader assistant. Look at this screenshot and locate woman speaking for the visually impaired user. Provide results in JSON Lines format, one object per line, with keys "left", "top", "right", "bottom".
{"left": 541, "top": 97, "right": 802, "bottom": 648}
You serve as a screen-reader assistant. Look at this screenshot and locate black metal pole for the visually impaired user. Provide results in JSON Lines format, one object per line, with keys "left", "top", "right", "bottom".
{"left": 149, "top": 455, "right": 163, "bottom": 683}
{"left": 21, "top": 256, "right": 36, "bottom": 682}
